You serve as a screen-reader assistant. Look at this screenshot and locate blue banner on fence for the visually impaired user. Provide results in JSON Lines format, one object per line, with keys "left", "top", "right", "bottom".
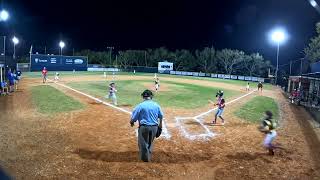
{"left": 30, "top": 54, "right": 88, "bottom": 71}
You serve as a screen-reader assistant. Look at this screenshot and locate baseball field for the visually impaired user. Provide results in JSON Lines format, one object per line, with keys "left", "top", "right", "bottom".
{"left": 0, "top": 71, "right": 320, "bottom": 179}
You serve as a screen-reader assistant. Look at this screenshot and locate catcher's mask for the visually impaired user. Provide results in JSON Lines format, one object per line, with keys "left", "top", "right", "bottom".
{"left": 141, "top": 89, "right": 153, "bottom": 98}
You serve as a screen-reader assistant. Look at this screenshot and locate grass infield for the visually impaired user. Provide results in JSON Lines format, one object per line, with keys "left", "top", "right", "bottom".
{"left": 68, "top": 80, "right": 241, "bottom": 109}
{"left": 31, "top": 85, "right": 84, "bottom": 114}
{"left": 234, "top": 96, "right": 279, "bottom": 123}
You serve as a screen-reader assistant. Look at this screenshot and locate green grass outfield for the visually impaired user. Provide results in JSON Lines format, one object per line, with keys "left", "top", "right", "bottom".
{"left": 31, "top": 85, "right": 84, "bottom": 114}
{"left": 24, "top": 71, "right": 272, "bottom": 90}
{"left": 234, "top": 96, "right": 279, "bottom": 123}
{"left": 67, "top": 80, "right": 242, "bottom": 109}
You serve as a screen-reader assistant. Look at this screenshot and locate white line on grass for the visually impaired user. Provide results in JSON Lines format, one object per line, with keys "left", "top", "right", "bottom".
{"left": 49, "top": 80, "right": 171, "bottom": 139}
{"left": 194, "top": 90, "right": 257, "bottom": 119}
{"left": 176, "top": 90, "right": 257, "bottom": 140}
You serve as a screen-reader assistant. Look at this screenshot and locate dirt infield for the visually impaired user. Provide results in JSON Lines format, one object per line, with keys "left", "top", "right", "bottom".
{"left": 0, "top": 76, "right": 320, "bottom": 179}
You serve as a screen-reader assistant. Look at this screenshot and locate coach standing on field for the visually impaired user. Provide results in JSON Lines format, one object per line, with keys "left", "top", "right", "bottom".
{"left": 130, "top": 89, "right": 163, "bottom": 162}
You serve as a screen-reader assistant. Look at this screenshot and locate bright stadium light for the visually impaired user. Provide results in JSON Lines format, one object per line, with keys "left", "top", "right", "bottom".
{"left": 12, "top": 36, "right": 19, "bottom": 59}
{"left": 12, "top": 36, "right": 19, "bottom": 45}
{"left": 268, "top": 27, "right": 288, "bottom": 85}
{"left": 310, "top": 0, "right": 318, "bottom": 7}
{"left": 59, "top": 41, "right": 65, "bottom": 55}
{"left": 0, "top": 9, "right": 9, "bottom": 21}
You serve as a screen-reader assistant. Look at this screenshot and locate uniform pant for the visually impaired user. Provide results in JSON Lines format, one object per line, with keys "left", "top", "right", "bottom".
{"left": 138, "top": 125, "right": 158, "bottom": 162}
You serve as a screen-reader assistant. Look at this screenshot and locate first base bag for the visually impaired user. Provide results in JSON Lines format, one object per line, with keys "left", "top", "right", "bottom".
{"left": 156, "top": 126, "right": 162, "bottom": 138}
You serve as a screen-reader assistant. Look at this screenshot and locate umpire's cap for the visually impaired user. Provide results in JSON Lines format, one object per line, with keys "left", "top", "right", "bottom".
{"left": 141, "top": 89, "right": 153, "bottom": 98}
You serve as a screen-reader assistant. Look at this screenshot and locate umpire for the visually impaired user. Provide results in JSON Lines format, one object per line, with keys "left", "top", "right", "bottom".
{"left": 130, "top": 89, "right": 163, "bottom": 162}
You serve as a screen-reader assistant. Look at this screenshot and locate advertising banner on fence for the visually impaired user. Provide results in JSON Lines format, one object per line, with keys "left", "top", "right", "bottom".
{"left": 199, "top": 73, "right": 206, "bottom": 77}
{"left": 224, "top": 75, "right": 230, "bottom": 79}
{"left": 245, "top": 76, "right": 252, "bottom": 81}
{"left": 238, "top": 76, "right": 245, "bottom": 80}
{"left": 158, "top": 61, "right": 173, "bottom": 73}
{"left": 30, "top": 54, "right": 88, "bottom": 71}
{"left": 231, "top": 75, "right": 238, "bottom": 79}
{"left": 211, "top": 74, "right": 218, "bottom": 78}
{"left": 218, "top": 74, "right": 225, "bottom": 78}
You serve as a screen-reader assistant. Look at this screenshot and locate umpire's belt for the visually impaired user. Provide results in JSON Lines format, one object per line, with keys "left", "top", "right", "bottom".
{"left": 139, "top": 124, "right": 158, "bottom": 127}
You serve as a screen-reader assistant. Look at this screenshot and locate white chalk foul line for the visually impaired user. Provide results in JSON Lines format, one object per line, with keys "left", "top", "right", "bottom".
{"left": 175, "top": 90, "right": 257, "bottom": 140}
{"left": 194, "top": 90, "right": 257, "bottom": 119}
{"left": 50, "top": 80, "right": 171, "bottom": 139}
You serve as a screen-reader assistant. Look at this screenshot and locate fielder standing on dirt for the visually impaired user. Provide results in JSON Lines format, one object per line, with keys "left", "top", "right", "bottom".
{"left": 106, "top": 82, "right": 117, "bottom": 105}
{"left": 41, "top": 67, "right": 48, "bottom": 83}
{"left": 130, "top": 89, "right": 163, "bottom": 162}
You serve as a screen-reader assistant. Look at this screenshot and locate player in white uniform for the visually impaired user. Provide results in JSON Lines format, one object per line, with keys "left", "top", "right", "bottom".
{"left": 54, "top": 72, "right": 60, "bottom": 82}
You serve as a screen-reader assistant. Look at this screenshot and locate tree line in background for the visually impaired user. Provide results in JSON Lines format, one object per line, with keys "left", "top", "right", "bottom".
{"left": 74, "top": 47, "right": 273, "bottom": 77}
{"left": 305, "top": 22, "right": 320, "bottom": 63}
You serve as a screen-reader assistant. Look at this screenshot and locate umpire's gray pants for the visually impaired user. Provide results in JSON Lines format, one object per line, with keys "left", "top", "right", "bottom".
{"left": 138, "top": 125, "right": 158, "bottom": 162}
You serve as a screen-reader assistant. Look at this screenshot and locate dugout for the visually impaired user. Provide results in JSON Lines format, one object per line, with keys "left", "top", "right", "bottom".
{"left": 30, "top": 54, "right": 88, "bottom": 71}
{"left": 288, "top": 73, "right": 320, "bottom": 107}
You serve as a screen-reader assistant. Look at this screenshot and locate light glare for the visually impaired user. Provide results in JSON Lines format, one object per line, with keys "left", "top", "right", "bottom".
{"left": 310, "top": 0, "right": 318, "bottom": 7}
{"left": 59, "top": 41, "right": 65, "bottom": 48}
{"left": 12, "top": 36, "right": 19, "bottom": 45}
{"left": 0, "top": 10, "right": 9, "bottom": 21}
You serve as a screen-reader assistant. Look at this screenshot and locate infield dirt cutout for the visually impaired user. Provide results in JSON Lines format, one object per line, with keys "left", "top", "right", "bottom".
{"left": 0, "top": 75, "right": 319, "bottom": 179}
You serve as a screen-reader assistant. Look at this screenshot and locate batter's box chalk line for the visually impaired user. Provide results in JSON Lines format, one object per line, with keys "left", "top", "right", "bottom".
{"left": 174, "top": 90, "right": 257, "bottom": 140}
{"left": 49, "top": 79, "right": 171, "bottom": 139}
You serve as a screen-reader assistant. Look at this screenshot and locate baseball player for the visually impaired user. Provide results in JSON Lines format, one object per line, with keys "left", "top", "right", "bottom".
{"left": 106, "top": 82, "right": 117, "bottom": 105}
{"left": 246, "top": 82, "right": 250, "bottom": 91}
{"left": 258, "top": 82, "right": 263, "bottom": 92}
{"left": 41, "top": 67, "right": 48, "bottom": 83}
{"left": 155, "top": 78, "right": 160, "bottom": 92}
{"left": 258, "top": 111, "right": 277, "bottom": 155}
{"left": 209, "top": 98, "right": 225, "bottom": 125}
{"left": 54, "top": 72, "right": 60, "bottom": 82}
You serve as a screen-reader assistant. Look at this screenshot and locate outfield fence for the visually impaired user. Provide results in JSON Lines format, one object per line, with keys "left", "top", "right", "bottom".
{"left": 169, "top": 70, "right": 265, "bottom": 82}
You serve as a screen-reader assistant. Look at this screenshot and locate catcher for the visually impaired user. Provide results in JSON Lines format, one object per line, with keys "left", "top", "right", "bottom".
{"left": 258, "top": 111, "right": 277, "bottom": 155}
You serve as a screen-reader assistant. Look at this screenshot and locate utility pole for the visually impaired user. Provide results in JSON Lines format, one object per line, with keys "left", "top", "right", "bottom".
{"left": 300, "top": 58, "right": 304, "bottom": 76}
{"left": 107, "top": 46, "right": 114, "bottom": 66}
{"left": 289, "top": 60, "right": 292, "bottom": 75}
{"left": 144, "top": 50, "right": 147, "bottom": 67}
{"left": 45, "top": 46, "right": 47, "bottom": 54}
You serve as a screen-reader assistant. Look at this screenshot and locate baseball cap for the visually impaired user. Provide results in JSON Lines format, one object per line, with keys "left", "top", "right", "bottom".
{"left": 141, "top": 89, "right": 153, "bottom": 97}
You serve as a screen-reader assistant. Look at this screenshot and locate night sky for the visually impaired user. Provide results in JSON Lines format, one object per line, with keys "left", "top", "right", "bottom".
{"left": 1, "top": 0, "right": 320, "bottom": 67}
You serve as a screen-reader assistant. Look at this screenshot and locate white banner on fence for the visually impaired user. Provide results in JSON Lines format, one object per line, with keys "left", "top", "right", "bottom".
{"left": 245, "top": 76, "right": 252, "bottom": 81}
{"left": 251, "top": 77, "right": 258, "bottom": 81}
{"left": 238, "top": 76, "right": 244, "bottom": 80}
{"left": 193, "top": 72, "right": 199, "bottom": 76}
{"left": 87, "top": 68, "right": 120, "bottom": 72}
{"left": 187, "top": 72, "right": 193, "bottom": 76}
{"left": 182, "top": 71, "right": 188, "bottom": 75}
{"left": 211, "top": 74, "right": 217, "bottom": 78}
{"left": 170, "top": 71, "right": 175, "bottom": 75}
{"left": 231, "top": 75, "right": 237, "bottom": 79}
{"left": 218, "top": 74, "right": 225, "bottom": 78}
{"left": 158, "top": 62, "right": 173, "bottom": 73}
{"left": 199, "top": 73, "right": 206, "bottom": 77}
{"left": 224, "top": 75, "right": 230, "bottom": 79}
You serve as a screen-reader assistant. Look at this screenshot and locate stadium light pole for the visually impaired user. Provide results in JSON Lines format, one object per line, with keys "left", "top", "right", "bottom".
{"left": 12, "top": 36, "right": 19, "bottom": 59}
{"left": 1, "top": 9, "right": 9, "bottom": 81}
{"left": 59, "top": 41, "right": 65, "bottom": 56}
{"left": 270, "top": 28, "right": 287, "bottom": 85}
